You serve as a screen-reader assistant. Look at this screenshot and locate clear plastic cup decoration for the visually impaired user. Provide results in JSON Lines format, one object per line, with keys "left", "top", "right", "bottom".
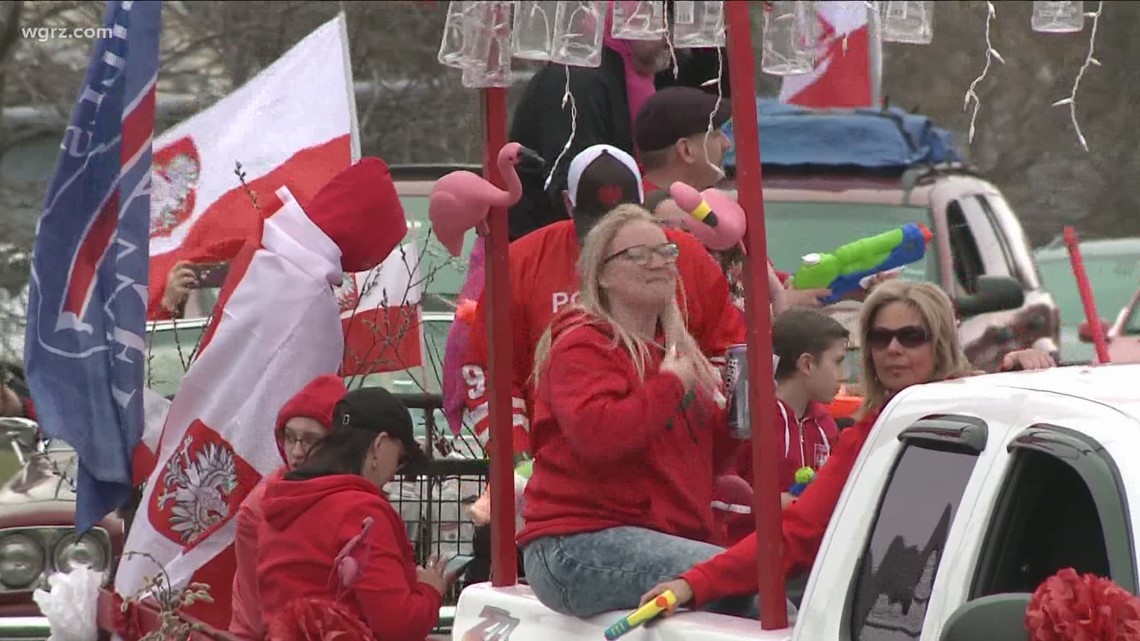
{"left": 512, "top": 1, "right": 558, "bottom": 61}
{"left": 879, "top": 1, "right": 934, "bottom": 44}
{"left": 1031, "top": 1, "right": 1084, "bottom": 33}
{"left": 672, "top": 0, "right": 725, "bottom": 48}
{"left": 462, "top": 1, "right": 514, "bottom": 88}
{"left": 611, "top": 0, "right": 667, "bottom": 41}
{"left": 761, "top": 1, "right": 817, "bottom": 76}
{"left": 551, "top": 1, "right": 606, "bottom": 68}
{"left": 439, "top": 1, "right": 479, "bottom": 68}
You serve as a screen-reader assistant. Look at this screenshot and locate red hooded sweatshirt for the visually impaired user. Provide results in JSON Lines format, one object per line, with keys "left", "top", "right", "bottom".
{"left": 258, "top": 474, "right": 441, "bottom": 641}
{"left": 680, "top": 410, "right": 879, "bottom": 607}
{"left": 517, "top": 311, "right": 740, "bottom": 547}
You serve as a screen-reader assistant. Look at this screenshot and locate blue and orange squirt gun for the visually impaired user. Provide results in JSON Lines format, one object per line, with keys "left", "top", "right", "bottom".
{"left": 793, "top": 223, "right": 933, "bottom": 305}
{"left": 603, "top": 590, "right": 678, "bottom": 640}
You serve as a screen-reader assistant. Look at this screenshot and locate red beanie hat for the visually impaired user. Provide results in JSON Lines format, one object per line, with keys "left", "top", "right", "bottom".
{"left": 305, "top": 157, "right": 408, "bottom": 273}
{"left": 275, "top": 374, "right": 347, "bottom": 459}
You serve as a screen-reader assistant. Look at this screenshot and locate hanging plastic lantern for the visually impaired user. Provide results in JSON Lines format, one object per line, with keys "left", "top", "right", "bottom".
{"left": 462, "top": 1, "right": 514, "bottom": 88}
{"left": 611, "top": 0, "right": 667, "bottom": 41}
{"left": 880, "top": 1, "right": 934, "bottom": 44}
{"left": 551, "top": 1, "right": 606, "bottom": 68}
{"left": 512, "top": 1, "right": 558, "bottom": 61}
{"left": 761, "top": 1, "right": 816, "bottom": 76}
{"left": 439, "top": 1, "right": 479, "bottom": 68}
{"left": 1032, "top": 1, "right": 1084, "bottom": 33}
{"left": 672, "top": 1, "right": 725, "bottom": 48}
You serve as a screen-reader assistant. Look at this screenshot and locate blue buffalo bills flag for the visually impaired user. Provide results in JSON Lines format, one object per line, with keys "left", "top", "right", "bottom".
{"left": 24, "top": 0, "right": 162, "bottom": 532}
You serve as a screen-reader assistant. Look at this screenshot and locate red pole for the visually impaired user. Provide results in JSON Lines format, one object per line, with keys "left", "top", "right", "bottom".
{"left": 725, "top": 1, "right": 787, "bottom": 630}
{"left": 1063, "top": 226, "right": 1111, "bottom": 365}
{"left": 481, "top": 86, "right": 517, "bottom": 585}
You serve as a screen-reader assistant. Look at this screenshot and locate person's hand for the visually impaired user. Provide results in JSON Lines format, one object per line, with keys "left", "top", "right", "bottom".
{"left": 782, "top": 281, "right": 832, "bottom": 309}
{"left": 781, "top": 491, "right": 795, "bottom": 509}
{"left": 416, "top": 555, "right": 457, "bottom": 596}
{"left": 1001, "top": 349, "right": 1056, "bottom": 372}
{"left": 768, "top": 263, "right": 789, "bottom": 317}
{"left": 162, "top": 261, "right": 197, "bottom": 313}
{"left": 639, "top": 579, "right": 694, "bottom": 615}
{"left": 661, "top": 345, "right": 701, "bottom": 393}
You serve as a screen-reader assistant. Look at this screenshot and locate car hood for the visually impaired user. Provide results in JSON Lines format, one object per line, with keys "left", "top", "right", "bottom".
{"left": 0, "top": 448, "right": 78, "bottom": 505}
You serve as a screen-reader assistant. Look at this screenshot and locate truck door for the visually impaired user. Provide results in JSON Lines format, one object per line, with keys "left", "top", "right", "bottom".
{"left": 934, "top": 422, "right": 1136, "bottom": 640}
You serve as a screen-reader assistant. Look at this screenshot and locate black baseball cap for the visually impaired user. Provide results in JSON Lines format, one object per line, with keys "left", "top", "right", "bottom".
{"left": 635, "top": 86, "right": 733, "bottom": 154}
{"left": 333, "top": 387, "right": 426, "bottom": 465}
{"left": 567, "top": 144, "right": 645, "bottom": 219}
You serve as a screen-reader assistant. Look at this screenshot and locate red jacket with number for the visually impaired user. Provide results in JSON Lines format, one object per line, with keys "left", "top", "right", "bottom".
{"left": 517, "top": 310, "right": 740, "bottom": 547}
{"left": 680, "top": 410, "right": 879, "bottom": 607}
{"left": 258, "top": 474, "right": 441, "bottom": 641}
{"left": 459, "top": 219, "right": 744, "bottom": 455}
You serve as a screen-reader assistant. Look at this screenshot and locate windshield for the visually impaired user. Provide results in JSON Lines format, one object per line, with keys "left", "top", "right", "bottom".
{"left": 764, "top": 201, "right": 935, "bottom": 284}
{"left": 402, "top": 194, "right": 474, "bottom": 299}
{"left": 1037, "top": 253, "right": 1140, "bottom": 328}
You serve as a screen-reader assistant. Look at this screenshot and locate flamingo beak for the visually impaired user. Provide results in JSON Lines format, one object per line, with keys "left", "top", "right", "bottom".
{"left": 517, "top": 146, "right": 545, "bottom": 168}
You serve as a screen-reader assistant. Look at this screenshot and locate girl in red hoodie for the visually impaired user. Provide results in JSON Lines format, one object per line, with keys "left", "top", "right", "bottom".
{"left": 641, "top": 280, "right": 1055, "bottom": 613}
{"left": 257, "top": 386, "right": 455, "bottom": 641}
{"left": 518, "top": 204, "right": 752, "bottom": 619}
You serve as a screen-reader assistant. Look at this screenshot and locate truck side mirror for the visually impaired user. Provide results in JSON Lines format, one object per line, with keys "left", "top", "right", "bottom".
{"left": 1078, "top": 319, "right": 1111, "bottom": 343}
{"left": 956, "top": 276, "right": 1025, "bottom": 318}
{"left": 940, "top": 593, "right": 1031, "bottom": 641}
{"left": 0, "top": 417, "right": 42, "bottom": 466}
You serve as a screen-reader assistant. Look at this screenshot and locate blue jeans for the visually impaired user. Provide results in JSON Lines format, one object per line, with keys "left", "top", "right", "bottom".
{"left": 522, "top": 526, "right": 771, "bottom": 619}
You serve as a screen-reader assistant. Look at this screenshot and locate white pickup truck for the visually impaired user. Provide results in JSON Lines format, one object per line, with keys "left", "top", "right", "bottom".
{"left": 451, "top": 363, "right": 1139, "bottom": 641}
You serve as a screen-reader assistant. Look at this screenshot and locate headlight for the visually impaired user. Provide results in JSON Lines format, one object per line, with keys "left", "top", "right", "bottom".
{"left": 0, "top": 533, "right": 46, "bottom": 589}
{"left": 53, "top": 532, "right": 108, "bottom": 573}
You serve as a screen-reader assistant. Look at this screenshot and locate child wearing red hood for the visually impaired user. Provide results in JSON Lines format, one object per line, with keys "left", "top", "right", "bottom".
{"left": 229, "top": 373, "right": 347, "bottom": 640}
{"left": 257, "top": 386, "right": 455, "bottom": 641}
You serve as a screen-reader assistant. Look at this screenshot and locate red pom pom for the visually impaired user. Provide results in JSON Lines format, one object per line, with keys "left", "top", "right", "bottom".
{"left": 1026, "top": 568, "right": 1140, "bottom": 641}
{"left": 267, "top": 597, "right": 372, "bottom": 641}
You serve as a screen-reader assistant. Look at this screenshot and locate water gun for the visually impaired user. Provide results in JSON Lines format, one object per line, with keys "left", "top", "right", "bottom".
{"left": 790, "top": 466, "right": 815, "bottom": 497}
{"left": 603, "top": 590, "right": 678, "bottom": 640}
{"left": 793, "top": 223, "right": 933, "bottom": 305}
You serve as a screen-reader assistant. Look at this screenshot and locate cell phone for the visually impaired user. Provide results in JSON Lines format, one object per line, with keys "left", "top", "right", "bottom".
{"left": 444, "top": 554, "right": 475, "bottom": 576}
{"left": 190, "top": 262, "right": 229, "bottom": 289}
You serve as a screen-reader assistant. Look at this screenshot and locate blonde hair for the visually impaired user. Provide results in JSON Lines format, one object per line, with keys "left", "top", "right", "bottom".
{"left": 533, "top": 204, "right": 717, "bottom": 394}
{"left": 858, "top": 280, "right": 972, "bottom": 416}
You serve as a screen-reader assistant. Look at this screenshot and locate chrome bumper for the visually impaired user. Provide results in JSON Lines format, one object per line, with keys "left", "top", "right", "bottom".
{"left": 0, "top": 616, "right": 50, "bottom": 641}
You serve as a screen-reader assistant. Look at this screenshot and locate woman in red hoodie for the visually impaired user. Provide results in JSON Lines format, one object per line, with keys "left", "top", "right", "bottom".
{"left": 229, "top": 373, "right": 346, "bottom": 640}
{"left": 257, "top": 386, "right": 454, "bottom": 641}
{"left": 519, "top": 204, "right": 752, "bottom": 619}
{"left": 640, "top": 280, "right": 1055, "bottom": 612}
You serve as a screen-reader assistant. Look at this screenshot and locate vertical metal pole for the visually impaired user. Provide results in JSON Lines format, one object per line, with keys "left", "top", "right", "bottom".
{"left": 868, "top": 1, "right": 883, "bottom": 108}
{"left": 725, "top": 0, "right": 788, "bottom": 630}
{"left": 481, "top": 86, "right": 517, "bottom": 586}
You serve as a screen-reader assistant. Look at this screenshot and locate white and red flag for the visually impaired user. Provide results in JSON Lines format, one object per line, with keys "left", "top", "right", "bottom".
{"left": 336, "top": 243, "right": 425, "bottom": 377}
{"left": 778, "top": 1, "right": 881, "bottom": 109}
{"left": 146, "top": 13, "right": 358, "bottom": 320}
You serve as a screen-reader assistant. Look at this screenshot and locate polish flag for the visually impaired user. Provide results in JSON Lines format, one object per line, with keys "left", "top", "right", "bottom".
{"left": 778, "top": 1, "right": 879, "bottom": 109}
{"left": 337, "top": 243, "right": 424, "bottom": 377}
{"left": 115, "top": 186, "right": 348, "bottom": 630}
{"left": 146, "top": 14, "right": 357, "bottom": 320}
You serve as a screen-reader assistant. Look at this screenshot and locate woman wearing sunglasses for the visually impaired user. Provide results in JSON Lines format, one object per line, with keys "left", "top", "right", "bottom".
{"left": 256, "top": 386, "right": 455, "bottom": 641}
{"left": 640, "top": 280, "right": 1054, "bottom": 612}
{"left": 518, "top": 204, "right": 762, "bottom": 619}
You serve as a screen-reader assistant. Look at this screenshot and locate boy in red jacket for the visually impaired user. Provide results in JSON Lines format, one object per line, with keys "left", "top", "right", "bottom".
{"left": 714, "top": 309, "right": 849, "bottom": 546}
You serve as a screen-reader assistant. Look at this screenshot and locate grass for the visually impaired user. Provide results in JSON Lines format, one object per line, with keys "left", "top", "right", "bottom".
{"left": 0, "top": 449, "right": 19, "bottom": 485}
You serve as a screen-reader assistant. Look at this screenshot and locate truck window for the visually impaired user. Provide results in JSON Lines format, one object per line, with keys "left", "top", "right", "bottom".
{"left": 849, "top": 417, "right": 985, "bottom": 641}
{"left": 946, "top": 201, "right": 984, "bottom": 295}
{"left": 970, "top": 425, "right": 1136, "bottom": 598}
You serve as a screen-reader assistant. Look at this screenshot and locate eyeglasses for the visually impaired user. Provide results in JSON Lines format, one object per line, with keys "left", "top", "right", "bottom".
{"left": 279, "top": 432, "right": 322, "bottom": 452}
{"left": 866, "top": 326, "right": 931, "bottom": 350}
{"left": 603, "top": 242, "right": 680, "bottom": 266}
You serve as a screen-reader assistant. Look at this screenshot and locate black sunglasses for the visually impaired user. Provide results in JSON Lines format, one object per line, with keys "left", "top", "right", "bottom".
{"left": 866, "top": 325, "right": 931, "bottom": 350}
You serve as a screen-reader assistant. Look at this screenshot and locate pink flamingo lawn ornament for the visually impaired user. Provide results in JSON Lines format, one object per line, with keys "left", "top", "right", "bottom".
{"left": 662, "top": 182, "right": 747, "bottom": 251}
{"left": 429, "top": 142, "right": 544, "bottom": 257}
{"left": 330, "top": 516, "right": 374, "bottom": 600}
